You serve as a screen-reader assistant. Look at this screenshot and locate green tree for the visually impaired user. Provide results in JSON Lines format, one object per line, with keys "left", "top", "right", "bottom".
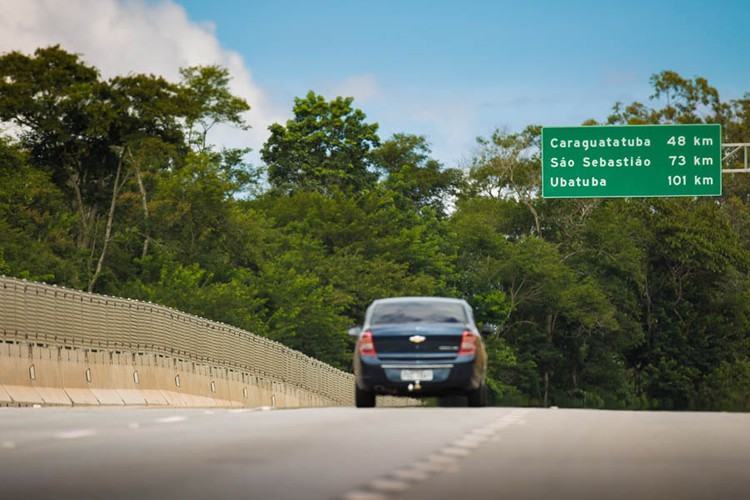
{"left": 372, "top": 134, "right": 464, "bottom": 217}
{"left": 251, "top": 186, "right": 453, "bottom": 321}
{"left": 634, "top": 199, "right": 750, "bottom": 409}
{"left": 178, "top": 65, "right": 250, "bottom": 152}
{"left": 0, "top": 45, "right": 114, "bottom": 256}
{"left": 261, "top": 91, "right": 380, "bottom": 194}
{"left": 0, "top": 137, "right": 77, "bottom": 283}
{"left": 467, "top": 126, "right": 543, "bottom": 235}
{"left": 605, "top": 71, "right": 725, "bottom": 126}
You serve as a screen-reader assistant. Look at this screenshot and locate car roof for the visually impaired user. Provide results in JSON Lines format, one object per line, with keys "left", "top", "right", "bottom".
{"left": 370, "top": 296, "right": 468, "bottom": 305}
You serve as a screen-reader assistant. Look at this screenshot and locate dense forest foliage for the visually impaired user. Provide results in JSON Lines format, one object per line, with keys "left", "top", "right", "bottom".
{"left": 2, "top": 47, "right": 750, "bottom": 410}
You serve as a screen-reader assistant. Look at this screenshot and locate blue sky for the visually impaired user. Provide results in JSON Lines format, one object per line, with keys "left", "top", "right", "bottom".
{"left": 179, "top": 0, "right": 748, "bottom": 165}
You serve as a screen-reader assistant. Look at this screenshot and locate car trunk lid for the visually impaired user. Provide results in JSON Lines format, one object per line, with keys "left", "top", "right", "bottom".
{"left": 370, "top": 323, "right": 465, "bottom": 361}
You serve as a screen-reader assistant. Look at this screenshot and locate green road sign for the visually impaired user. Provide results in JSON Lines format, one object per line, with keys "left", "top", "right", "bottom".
{"left": 542, "top": 124, "right": 722, "bottom": 198}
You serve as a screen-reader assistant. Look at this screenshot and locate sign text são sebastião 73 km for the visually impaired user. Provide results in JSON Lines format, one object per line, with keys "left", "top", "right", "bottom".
{"left": 541, "top": 124, "right": 721, "bottom": 198}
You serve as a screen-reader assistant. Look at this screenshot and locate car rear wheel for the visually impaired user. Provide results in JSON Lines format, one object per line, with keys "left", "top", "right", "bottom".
{"left": 355, "top": 385, "right": 376, "bottom": 408}
{"left": 467, "top": 383, "right": 488, "bottom": 407}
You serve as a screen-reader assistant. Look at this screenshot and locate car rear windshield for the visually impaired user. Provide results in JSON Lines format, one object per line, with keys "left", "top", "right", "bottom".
{"left": 370, "top": 301, "right": 466, "bottom": 325}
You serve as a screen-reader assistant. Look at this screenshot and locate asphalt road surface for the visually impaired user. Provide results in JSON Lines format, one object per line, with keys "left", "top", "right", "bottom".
{"left": 1, "top": 406, "right": 749, "bottom": 500}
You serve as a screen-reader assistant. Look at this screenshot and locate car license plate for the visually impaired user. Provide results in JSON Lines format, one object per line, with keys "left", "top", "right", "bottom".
{"left": 400, "top": 369, "right": 433, "bottom": 381}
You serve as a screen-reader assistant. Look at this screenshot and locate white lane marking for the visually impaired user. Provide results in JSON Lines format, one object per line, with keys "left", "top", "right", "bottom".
{"left": 127, "top": 422, "right": 140, "bottom": 429}
{"left": 341, "top": 491, "right": 388, "bottom": 500}
{"left": 471, "top": 427, "right": 496, "bottom": 436}
{"left": 228, "top": 409, "right": 248, "bottom": 413}
{"left": 369, "top": 478, "right": 409, "bottom": 493}
{"left": 55, "top": 429, "right": 97, "bottom": 439}
{"left": 339, "top": 409, "right": 530, "bottom": 500}
{"left": 453, "top": 438, "right": 482, "bottom": 448}
{"left": 32, "top": 404, "right": 41, "bottom": 408}
{"left": 258, "top": 406, "right": 272, "bottom": 411}
{"left": 1, "top": 441, "right": 16, "bottom": 449}
{"left": 486, "top": 423, "right": 510, "bottom": 432}
{"left": 441, "top": 446, "right": 470, "bottom": 457}
{"left": 203, "top": 410, "right": 215, "bottom": 415}
{"left": 412, "top": 460, "right": 448, "bottom": 473}
{"left": 428, "top": 453, "right": 458, "bottom": 464}
{"left": 156, "top": 416, "right": 187, "bottom": 424}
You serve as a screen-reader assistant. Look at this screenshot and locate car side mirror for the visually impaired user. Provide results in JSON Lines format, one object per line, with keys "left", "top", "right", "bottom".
{"left": 480, "top": 323, "right": 497, "bottom": 336}
{"left": 348, "top": 326, "right": 362, "bottom": 337}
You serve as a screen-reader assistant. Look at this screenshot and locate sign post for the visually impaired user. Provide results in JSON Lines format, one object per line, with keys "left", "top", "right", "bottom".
{"left": 541, "top": 124, "right": 721, "bottom": 198}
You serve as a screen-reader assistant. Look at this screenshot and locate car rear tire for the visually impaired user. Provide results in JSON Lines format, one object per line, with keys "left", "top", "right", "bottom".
{"left": 467, "top": 383, "right": 488, "bottom": 407}
{"left": 355, "top": 385, "right": 376, "bottom": 408}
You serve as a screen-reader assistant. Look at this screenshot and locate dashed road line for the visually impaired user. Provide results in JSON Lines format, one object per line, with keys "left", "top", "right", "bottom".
{"left": 440, "top": 446, "right": 470, "bottom": 457}
{"left": 427, "top": 454, "right": 457, "bottom": 465}
{"left": 338, "top": 409, "right": 529, "bottom": 500}
{"left": 411, "top": 461, "right": 447, "bottom": 473}
{"left": 369, "top": 478, "right": 410, "bottom": 493}
{"left": 1, "top": 441, "right": 16, "bottom": 449}
{"left": 155, "top": 416, "right": 187, "bottom": 424}
{"left": 391, "top": 469, "right": 429, "bottom": 482}
{"left": 341, "top": 491, "right": 388, "bottom": 500}
{"left": 471, "top": 427, "right": 496, "bottom": 436}
{"left": 454, "top": 436, "right": 483, "bottom": 447}
{"left": 55, "top": 429, "right": 97, "bottom": 440}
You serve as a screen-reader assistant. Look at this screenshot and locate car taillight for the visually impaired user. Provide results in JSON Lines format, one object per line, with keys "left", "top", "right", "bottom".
{"left": 358, "top": 330, "right": 377, "bottom": 357}
{"left": 458, "top": 330, "right": 477, "bottom": 356}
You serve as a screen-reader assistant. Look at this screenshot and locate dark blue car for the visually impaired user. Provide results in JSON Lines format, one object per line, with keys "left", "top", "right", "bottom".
{"left": 350, "top": 297, "right": 489, "bottom": 407}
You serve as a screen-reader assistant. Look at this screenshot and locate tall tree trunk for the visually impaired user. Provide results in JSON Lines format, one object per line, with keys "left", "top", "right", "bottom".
{"left": 133, "top": 161, "right": 150, "bottom": 259}
{"left": 543, "top": 312, "right": 556, "bottom": 407}
{"left": 68, "top": 170, "right": 97, "bottom": 250}
{"left": 87, "top": 218, "right": 100, "bottom": 277}
{"left": 522, "top": 198, "right": 542, "bottom": 236}
{"left": 71, "top": 173, "right": 87, "bottom": 247}
{"left": 88, "top": 149, "right": 128, "bottom": 292}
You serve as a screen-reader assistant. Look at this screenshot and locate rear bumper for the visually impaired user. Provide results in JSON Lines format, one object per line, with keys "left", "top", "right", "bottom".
{"left": 355, "top": 357, "right": 482, "bottom": 397}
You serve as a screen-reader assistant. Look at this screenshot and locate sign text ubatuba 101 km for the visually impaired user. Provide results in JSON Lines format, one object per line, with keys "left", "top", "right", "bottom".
{"left": 541, "top": 124, "right": 721, "bottom": 198}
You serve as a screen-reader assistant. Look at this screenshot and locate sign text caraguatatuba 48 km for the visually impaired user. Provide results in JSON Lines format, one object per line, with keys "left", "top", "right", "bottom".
{"left": 541, "top": 124, "right": 721, "bottom": 198}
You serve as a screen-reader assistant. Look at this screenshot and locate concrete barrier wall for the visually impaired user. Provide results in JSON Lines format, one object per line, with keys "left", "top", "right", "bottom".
{"left": 0, "top": 277, "right": 413, "bottom": 408}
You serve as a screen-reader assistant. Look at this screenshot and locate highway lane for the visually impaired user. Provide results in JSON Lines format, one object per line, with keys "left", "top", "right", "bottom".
{"left": 0, "top": 406, "right": 749, "bottom": 500}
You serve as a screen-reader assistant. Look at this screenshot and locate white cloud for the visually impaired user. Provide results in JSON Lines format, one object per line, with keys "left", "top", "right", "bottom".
{"left": 328, "top": 74, "right": 380, "bottom": 103}
{"left": 0, "top": 0, "right": 283, "bottom": 160}
{"left": 369, "top": 87, "right": 479, "bottom": 168}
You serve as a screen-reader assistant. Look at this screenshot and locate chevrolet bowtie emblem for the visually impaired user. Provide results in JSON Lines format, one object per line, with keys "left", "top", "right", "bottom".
{"left": 409, "top": 335, "right": 426, "bottom": 344}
